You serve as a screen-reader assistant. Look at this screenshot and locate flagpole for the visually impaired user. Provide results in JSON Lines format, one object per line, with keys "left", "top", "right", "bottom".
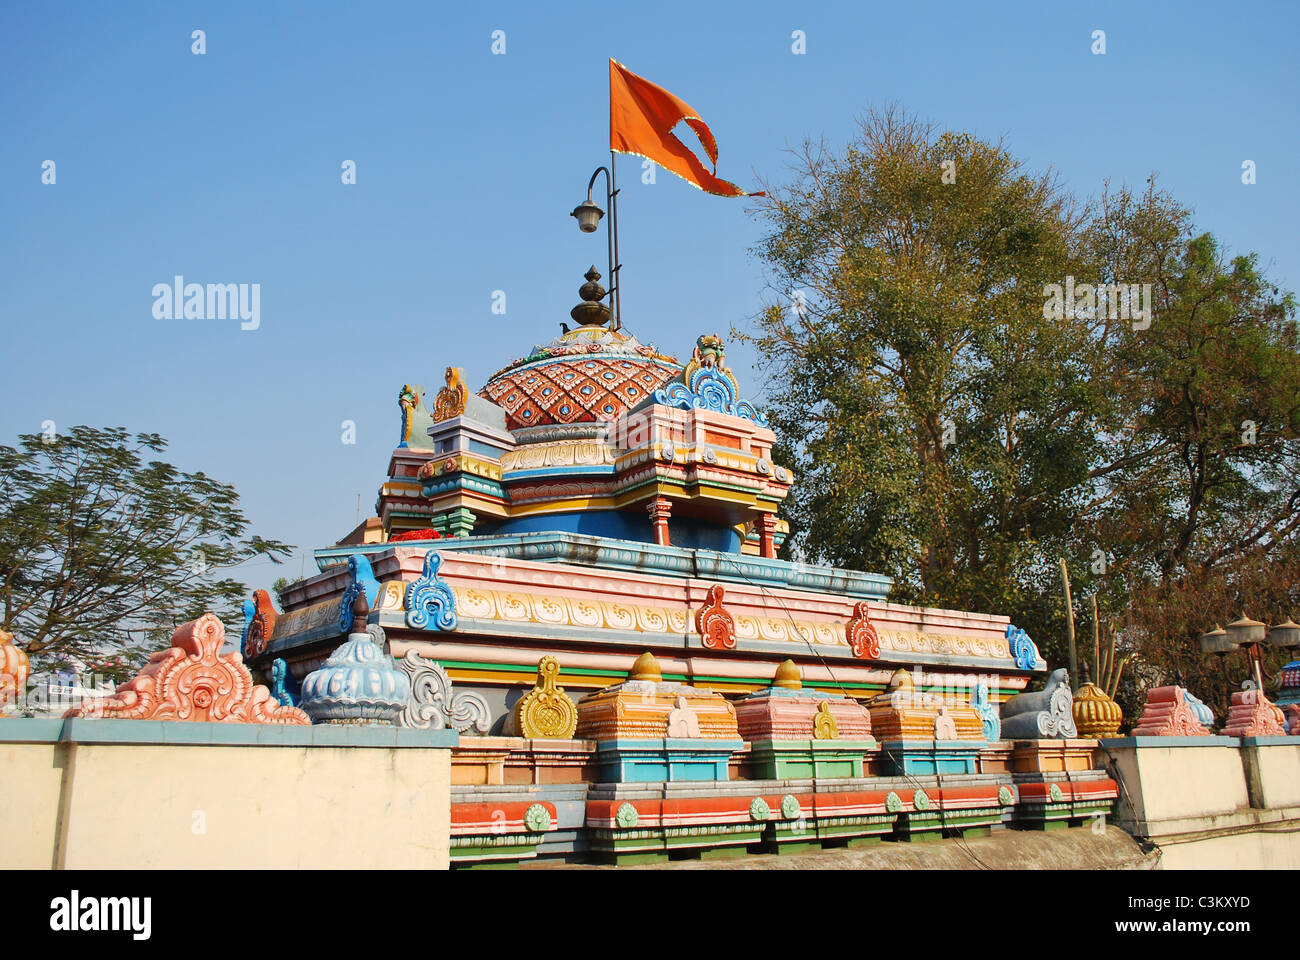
{"left": 609, "top": 149, "right": 621, "bottom": 331}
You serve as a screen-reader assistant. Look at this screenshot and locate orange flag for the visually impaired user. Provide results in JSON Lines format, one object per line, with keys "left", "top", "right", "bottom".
{"left": 609, "top": 58, "right": 762, "bottom": 198}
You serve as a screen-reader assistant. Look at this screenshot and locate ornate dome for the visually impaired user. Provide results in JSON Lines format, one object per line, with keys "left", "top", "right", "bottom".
{"left": 480, "top": 326, "right": 681, "bottom": 431}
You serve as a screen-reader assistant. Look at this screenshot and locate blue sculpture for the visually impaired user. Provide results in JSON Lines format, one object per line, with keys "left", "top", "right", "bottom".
{"left": 405, "top": 550, "right": 458, "bottom": 631}
{"left": 239, "top": 598, "right": 255, "bottom": 655}
{"left": 972, "top": 681, "right": 1001, "bottom": 741}
{"left": 338, "top": 554, "right": 381, "bottom": 633}
{"left": 1182, "top": 689, "right": 1215, "bottom": 728}
{"left": 270, "top": 658, "right": 300, "bottom": 707}
{"left": 1006, "top": 624, "right": 1040, "bottom": 671}
{"left": 300, "top": 624, "right": 411, "bottom": 725}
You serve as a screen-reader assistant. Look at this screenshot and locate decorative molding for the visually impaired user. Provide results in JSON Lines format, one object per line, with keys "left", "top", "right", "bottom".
{"left": 780, "top": 794, "right": 801, "bottom": 819}
{"left": 1000, "top": 668, "right": 1077, "bottom": 739}
{"left": 1049, "top": 783, "right": 1064, "bottom": 803}
{"left": 972, "top": 682, "right": 1002, "bottom": 741}
{"left": 885, "top": 791, "right": 903, "bottom": 813}
{"left": 1006, "top": 624, "right": 1040, "bottom": 670}
{"left": 749, "top": 797, "right": 771, "bottom": 822}
{"left": 70, "top": 614, "right": 309, "bottom": 724}
{"left": 652, "top": 334, "right": 769, "bottom": 426}
{"left": 509, "top": 655, "right": 578, "bottom": 738}
{"left": 405, "top": 551, "right": 458, "bottom": 631}
{"left": 1221, "top": 686, "right": 1286, "bottom": 738}
{"left": 813, "top": 701, "right": 839, "bottom": 740}
{"left": 338, "top": 554, "right": 380, "bottom": 634}
{"left": 1131, "top": 685, "right": 1212, "bottom": 737}
{"left": 616, "top": 802, "right": 640, "bottom": 828}
{"left": 432, "top": 366, "right": 469, "bottom": 422}
{"left": 523, "top": 803, "right": 551, "bottom": 833}
{"left": 695, "top": 584, "right": 737, "bottom": 651}
{"left": 845, "top": 601, "right": 881, "bottom": 659}
{"left": 243, "top": 589, "right": 277, "bottom": 659}
{"left": 912, "top": 789, "right": 931, "bottom": 811}
{"left": 398, "top": 649, "right": 491, "bottom": 733}
{"left": 998, "top": 785, "right": 1014, "bottom": 806}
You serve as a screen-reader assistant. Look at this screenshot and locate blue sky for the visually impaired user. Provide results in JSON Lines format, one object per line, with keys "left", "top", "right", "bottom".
{"left": 2, "top": 1, "right": 1297, "bottom": 586}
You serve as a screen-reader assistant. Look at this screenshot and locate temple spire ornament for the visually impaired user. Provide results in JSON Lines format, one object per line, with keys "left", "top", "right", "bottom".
{"left": 569, "top": 266, "right": 612, "bottom": 327}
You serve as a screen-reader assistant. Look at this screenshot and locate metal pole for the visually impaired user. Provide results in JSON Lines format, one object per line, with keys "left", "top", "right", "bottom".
{"left": 610, "top": 149, "right": 621, "bottom": 330}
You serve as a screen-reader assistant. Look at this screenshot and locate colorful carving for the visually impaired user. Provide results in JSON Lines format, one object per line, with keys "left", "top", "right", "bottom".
{"left": 1220, "top": 685, "right": 1286, "bottom": 738}
{"left": 1000, "top": 668, "right": 1078, "bottom": 739}
{"left": 300, "top": 605, "right": 411, "bottom": 725}
{"left": 398, "top": 383, "right": 421, "bottom": 445}
{"left": 1183, "top": 689, "right": 1215, "bottom": 728}
{"left": 1006, "top": 624, "right": 1040, "bottom": 670}
{"left": 243, "top": 588, "right": 277, "bottom": 659}
{"left": 480, "top": 327, "right": 681, "bottom": 431}
{"left": 270, "top": 658, "right": 297, "bottom": 707}
{"left": 338, "top": 554, "right": 380, "bottom": 634}
{"left": 432, "top": 366, "right": 469, "bottom": 422}
{"left": 398, "top": 649, "right": 491, "bottom": 733}
{"left": 652, "top": 334, "right": 768, "bottom": 425}
{"left": 1130, "top": 686, "right": 1213, "bottom": 737}
{"left": 1, "top": 629, "right": 30, "bottom": 712}
{"left": 845, "top": 602, "right": 881, "bottom": 659}
{"left": 507, "top": 655, "right": 578, "bottom": 739}
{"left": 1072, "top": 665, "right": 1123, "bottom": 738}
{"left": 971, "top": 682, "right": 1001, "bottom": 741}
{"left": 867, "top": 669, "right": 984, "bottom": 741}
{"left": 405, "top": 550, "right": 458, "bottom": 631}
{"left": 575, "top": 652, "right": 740, "bottom": 742}
{"left": 813, "top": 701, "right": 839, "bottom": 739}
{"left": 68, "top": 613, "right": 309, "bottom": 724}
{"left": 695, "top": 584, "right": 736, "bottom": 650}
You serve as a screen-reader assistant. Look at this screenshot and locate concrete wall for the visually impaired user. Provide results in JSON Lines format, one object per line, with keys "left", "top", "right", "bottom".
{"left": 1098, "top": 736, "right": 1300, "bottom": 869}
{"left": 0, "top": 719, "right": 456, "bottom": 870}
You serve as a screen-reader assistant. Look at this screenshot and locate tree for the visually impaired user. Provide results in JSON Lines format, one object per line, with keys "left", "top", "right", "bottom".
{"left": 745, "top": 107, "right": 1300, "bottom": 720}
{"left": 0, "top": 426, "right": 293, "bottom": 681}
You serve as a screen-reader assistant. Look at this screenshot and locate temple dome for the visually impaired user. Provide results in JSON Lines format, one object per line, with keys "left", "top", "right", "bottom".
{"left": 480, "top": 326, "right": 681, "bottom": 431}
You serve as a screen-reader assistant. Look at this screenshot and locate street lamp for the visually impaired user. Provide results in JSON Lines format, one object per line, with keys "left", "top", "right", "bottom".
{"left": 1200, "top": 614, "right": 1300, "bottom": 693}
{"left": 571, "top": 165, "right": 621, "bottom": 330}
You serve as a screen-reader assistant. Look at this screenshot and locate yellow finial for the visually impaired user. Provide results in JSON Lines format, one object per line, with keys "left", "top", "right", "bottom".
{"left": 773, "top": 659, "right": 802, "bottom": 690}
{"left": 888, "top": 668, "right": 913, "bottom": 692}
{"left": 629, "top": 651, "right": 662, "bottom": 682}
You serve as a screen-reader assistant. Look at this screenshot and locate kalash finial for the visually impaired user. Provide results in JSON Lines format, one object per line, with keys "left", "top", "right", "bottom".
{"left": 570, "top": 265, "right": 612, "bottom": 327}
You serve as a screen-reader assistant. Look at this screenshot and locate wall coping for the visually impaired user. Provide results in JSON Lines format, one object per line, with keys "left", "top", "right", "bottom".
{"left": 1239, "top": 736, "right": 1298, "bottom": 747}
{"left": 1098, "top": 736, "right": 1241, "bottom": 748}
{"left": 0, "top": 718, "right": 458, "bottom": 749}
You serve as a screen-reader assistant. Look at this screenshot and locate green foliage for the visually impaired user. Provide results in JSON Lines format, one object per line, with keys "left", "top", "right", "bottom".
{"left": 0, "top": 426, "right": 293, "bottom": 681}
{"left": 748, "top": 107, "right": 1300, "bottom": 719}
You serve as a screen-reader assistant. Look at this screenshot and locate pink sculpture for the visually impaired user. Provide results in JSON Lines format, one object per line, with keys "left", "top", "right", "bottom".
{"left": 1130, "top": 686, "right": 1212, "bottom": 737}
{"left": 69, "top": 613, "right": 310, "bottom": 724}
{"left": 1220, "top": 687, "right": 1286, "bottom": 738}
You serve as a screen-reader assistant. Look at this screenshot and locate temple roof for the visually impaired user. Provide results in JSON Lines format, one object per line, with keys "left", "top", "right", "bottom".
{"left": 479, "top": 326, "right": 681, "bottom": 431}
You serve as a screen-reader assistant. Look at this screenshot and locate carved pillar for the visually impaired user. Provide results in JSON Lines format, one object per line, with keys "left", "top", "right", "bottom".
{"left": 646, "top": 496, "right": 672, "bottom": 546}
{"left": 756, "top": 513, "right": 777, "bottom": 559}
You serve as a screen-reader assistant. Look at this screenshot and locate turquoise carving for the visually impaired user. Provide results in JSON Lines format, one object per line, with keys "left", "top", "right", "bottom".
{"left": 338, "top": 554, "right": 381, "bottom": 633}
{"left": 405, "top": 550, "right": 458, "bottom": 631}
{"left": 749, "top": 797, "right": 771, "bottom": 822}
{"left": 972, "top": 682, "right": 1001, "bottom": 741}
{"left": 300, "top": 624, "right": 411, "bottom": 725}
{"left": 1006, "top": 625, "right": 1040, "bottom": 671}
{"left": 654, "top": 372, "right": 768, "bottom": 426}
{"left": 270, "top": 658, "right": 297, "bottom": 707}
{"left": 616, "top": 802, "right": 639, "bottom": 828}
{"left": 524, "top": 803, "right": 551, "bottom": 833}
{"left": 239, "top": 598, "right": 255, "bottom": 655}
